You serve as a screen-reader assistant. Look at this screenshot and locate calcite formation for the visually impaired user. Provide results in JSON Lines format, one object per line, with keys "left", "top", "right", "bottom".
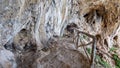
{"left": 0, "top": 0, "right": 120, "bottom": 68}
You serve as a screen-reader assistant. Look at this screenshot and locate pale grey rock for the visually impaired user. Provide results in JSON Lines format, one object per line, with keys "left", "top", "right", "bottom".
{"left": 0, "top": 48, "right": 16, "bottom": 68}
{"left": 0, "top": 0, "right": 120, "bottom": 68}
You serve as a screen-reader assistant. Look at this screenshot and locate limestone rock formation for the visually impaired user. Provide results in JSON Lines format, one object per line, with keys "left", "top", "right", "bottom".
{"left": 0, "top": 0, "right": 120, "bottom": 68}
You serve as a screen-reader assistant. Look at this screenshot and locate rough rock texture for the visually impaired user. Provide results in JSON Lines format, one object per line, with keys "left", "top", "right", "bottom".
{"left": 0, "top": 48, "right": 17, "bottom": 68}
{"left": 0, "top": 0, "right": 120, "bottom": 68}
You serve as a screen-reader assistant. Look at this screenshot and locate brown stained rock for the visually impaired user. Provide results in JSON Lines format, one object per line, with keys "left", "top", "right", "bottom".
{"left": 13, "top": 37, "right": 90, "bottom": 68}
{"left": 36, "top": 47, "right": 90, "bottom": 68}
{"left": 0, "top": 0, "right": 120, "bottom": 68}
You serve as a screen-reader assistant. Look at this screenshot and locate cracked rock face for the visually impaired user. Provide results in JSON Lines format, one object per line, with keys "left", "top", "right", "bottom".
{"left": 0, "top": 0, "right": 120, "bottom": 68}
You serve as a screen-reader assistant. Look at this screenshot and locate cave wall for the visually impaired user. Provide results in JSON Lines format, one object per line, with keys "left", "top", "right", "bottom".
{"left": 0, "top": 0, "right": 120, "bottom": 68}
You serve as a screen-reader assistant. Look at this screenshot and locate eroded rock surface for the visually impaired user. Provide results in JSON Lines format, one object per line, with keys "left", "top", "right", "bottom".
{"left": 0, "top": 0, "right": 120, "bottom": 68}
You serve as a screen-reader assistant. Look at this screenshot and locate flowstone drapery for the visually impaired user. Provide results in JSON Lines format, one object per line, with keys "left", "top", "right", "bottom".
{"left": 0, "top": 0, "right": 120, "bottom": 68}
